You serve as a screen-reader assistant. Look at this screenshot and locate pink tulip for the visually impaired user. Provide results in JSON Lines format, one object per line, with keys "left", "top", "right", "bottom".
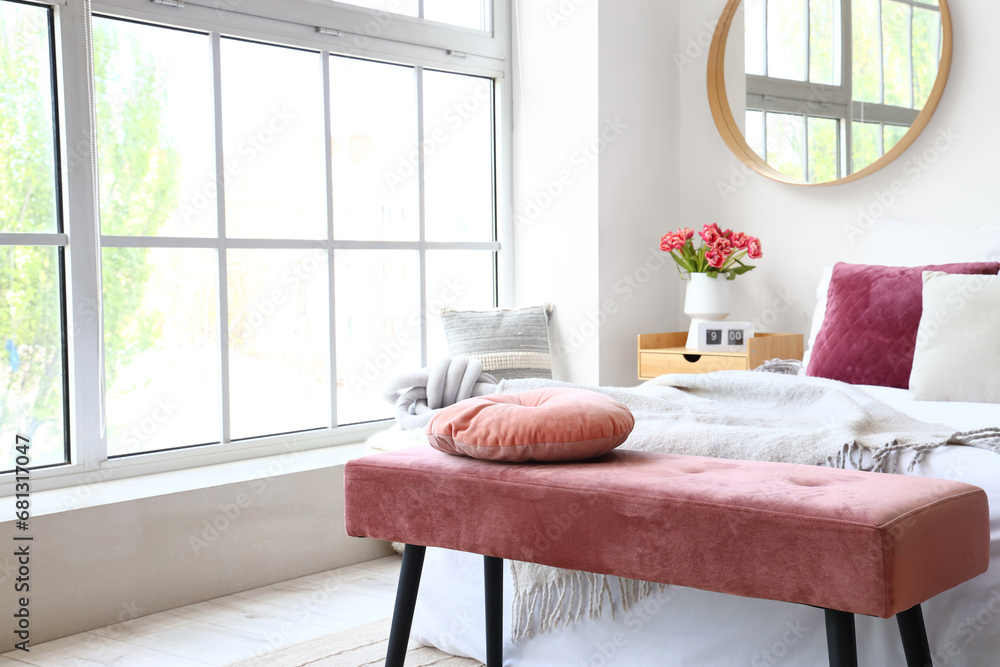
{"left": 661, "top": 224, "right": 760, "bottom": 275}
{"left": 700, "top": 223, "right": 723, "bottom": 246}
{"left": 705, "top": 249, "right": 726, "bottom": 268}
{"left": 660, "top": 232, "right": 685, "bottom": 252}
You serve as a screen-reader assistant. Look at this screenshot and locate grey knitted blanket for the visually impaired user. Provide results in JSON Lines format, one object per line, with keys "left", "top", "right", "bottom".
{"left": 382, "top": 356, "right": 498, "bottom": 429}
{"left": 497, "top": 372, "right": 1000, "bottom": 639}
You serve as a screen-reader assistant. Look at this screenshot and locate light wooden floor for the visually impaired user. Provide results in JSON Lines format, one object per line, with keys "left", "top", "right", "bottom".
{"left": 0, "top": 555, "right": 403, "bottom": 666}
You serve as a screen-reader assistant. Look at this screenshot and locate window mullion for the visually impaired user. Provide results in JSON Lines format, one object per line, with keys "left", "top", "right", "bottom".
{"left": 804, "top": 0, "right": 810, "bottom": 82}
{"left": 761, "top": 0, "right": 767, "bottom": 77}
{"left": 496, "top": 74, "right": 512, "bottom": 307}
{"left": 491, "top": 77, "right": 501, "bottom": 307}
{"left": 322, "top": 50, "right": 337, "bottom": 428}
{"left": 908, "top": 4, "right": 915, "bottom": 109}
{"left": 877, "top": 0, "right": 885, "bottom": 104}
{"left": 416, "top": 66, "right": 428, "bottom": 369}
{"left": 210, "top": 31, "right": 232, "bottom": 445}
{"left": 803, "top": 117, "right": 810, "bottom": 182}
{"left": 59, "top": 0, "right": 107, "bottom": 469}
{"left": 0, "top": 233, "right": 69, "bottom": 246}
{"left": 841, "top": 0, "right": 853, "bottom": 175}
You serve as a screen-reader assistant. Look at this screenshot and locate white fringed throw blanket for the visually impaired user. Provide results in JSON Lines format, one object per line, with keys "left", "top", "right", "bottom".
{"left": 498, "top": 372, "right": 1000, "bottom": 640}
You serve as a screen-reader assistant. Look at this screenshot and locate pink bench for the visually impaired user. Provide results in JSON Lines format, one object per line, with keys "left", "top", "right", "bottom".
{"left": 344, "top": 447, "right": 989, "bottom": 667}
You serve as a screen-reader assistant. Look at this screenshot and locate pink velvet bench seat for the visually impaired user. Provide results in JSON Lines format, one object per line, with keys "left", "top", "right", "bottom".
{"left": 344, "top": 447, "right": 990, "bottom": 667}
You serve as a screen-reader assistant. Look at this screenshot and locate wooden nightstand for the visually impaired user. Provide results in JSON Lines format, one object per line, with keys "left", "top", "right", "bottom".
{"left": 637, "top": 332, "right": 804, "bottom": 380}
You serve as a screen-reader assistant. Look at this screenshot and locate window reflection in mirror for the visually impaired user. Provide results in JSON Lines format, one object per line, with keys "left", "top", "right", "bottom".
{"left": 744, "top": 0, "right": 944, "bottom": 183}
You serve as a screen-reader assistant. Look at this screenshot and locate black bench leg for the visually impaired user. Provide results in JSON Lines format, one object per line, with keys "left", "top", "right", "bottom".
{"left": 825, "top": 609, "right": 859, "bottom": 667}
{"left": 484, "top": 556, "right": 503, "bottom": 667}
{"left": 896, "top": 604, "right": 933, "bottom": 667}
{"left": 386, "top": 544, "right": 426, "bottom": 667}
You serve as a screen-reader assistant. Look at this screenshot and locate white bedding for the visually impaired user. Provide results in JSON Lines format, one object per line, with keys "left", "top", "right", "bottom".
{"left": 408, "top": 386, "right": 1000, "bottom": 666}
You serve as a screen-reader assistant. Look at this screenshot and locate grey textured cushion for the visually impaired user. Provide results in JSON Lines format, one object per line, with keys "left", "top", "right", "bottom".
{"left": 441, "top": 305, "right": 553, "bottom": 380}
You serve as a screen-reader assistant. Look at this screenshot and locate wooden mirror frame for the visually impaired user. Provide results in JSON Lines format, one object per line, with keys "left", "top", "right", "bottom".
{"left": 707, "top": 0, "right": 953, "bottom": 186}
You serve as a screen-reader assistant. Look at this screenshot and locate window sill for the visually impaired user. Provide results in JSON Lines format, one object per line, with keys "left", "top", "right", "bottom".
{"left": 2, "top": 419, "right": 393, "bottom": 497}
{"left": 1, "top": 438, "right": 378, "bottom": 522}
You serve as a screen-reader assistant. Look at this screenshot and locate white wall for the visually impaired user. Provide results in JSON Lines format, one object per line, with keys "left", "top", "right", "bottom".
{"left": 597, "top": 0, "right": 681, "bottom": 386}
{"left": 512, "top": 0, "right": 600, "bottom": 384}
{"left": 513, "top": 0, "right": 681, "bottom": 387}
{"left": 677, "top": 0, "right": 999, "bottom": 339}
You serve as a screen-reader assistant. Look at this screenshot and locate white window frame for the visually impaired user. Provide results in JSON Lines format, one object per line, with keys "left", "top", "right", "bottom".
{"left": 0, "top": 0, "right": 512, "bottom": 494}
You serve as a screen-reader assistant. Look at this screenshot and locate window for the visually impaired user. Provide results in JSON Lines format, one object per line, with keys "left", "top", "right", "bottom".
{"left": 0, "top": 1, "right": 68, "bottom": 469}
{"left": 0, "top": 0, "right": 507, "bottom": 489}
{"left": 745, "top": 0, "right": 943, "bottom": 180}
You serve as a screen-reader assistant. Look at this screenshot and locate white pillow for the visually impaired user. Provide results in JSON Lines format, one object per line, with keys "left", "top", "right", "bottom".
{"left": 802, "top": 266, "right": 833, "bottom": 372}
{"left": 909, "top": 271, "right": 1000, "bottom": 403}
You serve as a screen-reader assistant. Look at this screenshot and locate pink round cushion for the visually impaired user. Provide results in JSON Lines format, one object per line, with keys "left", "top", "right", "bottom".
{"left": 426, "top": 388, "right": 635, "bottom": 462}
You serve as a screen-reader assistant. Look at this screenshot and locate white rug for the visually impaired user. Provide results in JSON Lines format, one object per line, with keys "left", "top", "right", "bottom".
{"left": 227, "top": 617, "right": 483, "bottom": 667}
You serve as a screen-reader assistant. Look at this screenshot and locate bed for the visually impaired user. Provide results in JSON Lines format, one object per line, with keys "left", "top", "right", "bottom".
{"left": 406, "top": 385, "right": 1000, "bottom": 666}
{"left": 385, "top": 231, "right": 1000, "bottom": 666}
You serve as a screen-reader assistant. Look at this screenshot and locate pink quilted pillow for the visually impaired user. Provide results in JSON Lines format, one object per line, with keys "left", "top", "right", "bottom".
{"left": 426, "top": 388, "right": 635, "bottom": 462}
{"left": 807, "top": 261, "right": 1000, "bottom": 388}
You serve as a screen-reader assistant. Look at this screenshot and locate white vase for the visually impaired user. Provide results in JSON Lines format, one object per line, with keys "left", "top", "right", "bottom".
{"left": 683, "top": 272, "right": 732, "bottom": 349}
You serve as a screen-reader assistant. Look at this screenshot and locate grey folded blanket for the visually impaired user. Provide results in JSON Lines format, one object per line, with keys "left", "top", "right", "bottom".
{"left": 497, "top": 371, "right": 1000, "bottom": 639}
{"left": 382, "top": 356, "right": 498, "bottom": 429}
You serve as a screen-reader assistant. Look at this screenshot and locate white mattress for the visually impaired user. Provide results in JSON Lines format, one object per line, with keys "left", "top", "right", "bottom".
{"left": 408, "top": 387, "right": 1000, "bottom": 666}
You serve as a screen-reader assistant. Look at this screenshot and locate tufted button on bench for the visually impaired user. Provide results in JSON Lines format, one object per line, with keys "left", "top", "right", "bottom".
{"left": 344, "top": 447, "right": 990, "bottom": 667}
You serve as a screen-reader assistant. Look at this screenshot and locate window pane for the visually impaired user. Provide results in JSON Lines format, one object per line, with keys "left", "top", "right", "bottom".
{"left": 0, "top": 246, "right": 66, "bottom": 468}
{"left": 423, "top": 71, "right": 494, "bottom": 242}
{"left": 881, "top": 0, "right": 912, "bottom": 108}
{"left": 912, "top": 7, "right": 941, "bottom": 109}
{"left": 744, "top": 0, "right": 765, "bottom": 76}
{"left": 335, "top": 0, "right": 417, "bottom": 17}
{"left": 883, "top": 123, "right": 908, "bottom": 154}
{"left": 746, "top": 110, "right": 765, "bottom": 157}
{"left": 852, "top": 120, "right": 881, "bottom": 170}
{"left": 330, "top": 57, "right": 418, "bottom": 242}
{"left": 104, "top": 249, "right": 220, "bottom": 455}
{"left": 228, "top": 250, "right": 330, "bottom": 440}
{"left": 809, "top": 0, "right": 837, "bottom": 85}
{"left": 807, "top": 116, "right": 839, "bottom": 183}
{"left": 425, "top": 0, "right": 490, "bottom": 31}
{"left": 94, "top": 19, "right": 215, "bottom": 237}
{"left": 425, "top": 250, "right": 495, "bottom": 361}
{"left": 222, "top": 40, "right": 326, "bottom": 240}
{"left": 0, "top": 2, "right": 57, "bottom": 234}
{"left": 767, "top": 0, "right": 807, "bottom": 81}
{"left": 853, "top": 0, "right": 882, "bottom": 104}
{"left": 765, "top": 112, "right": 805, "bottom": 181}
{"left": 335, "top": 250, "right": 420, "bottom": 425}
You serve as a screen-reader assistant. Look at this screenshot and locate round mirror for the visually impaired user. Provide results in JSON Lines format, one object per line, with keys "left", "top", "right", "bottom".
{"left": 708, "top": 0, "right": 952, "bottom": 186}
